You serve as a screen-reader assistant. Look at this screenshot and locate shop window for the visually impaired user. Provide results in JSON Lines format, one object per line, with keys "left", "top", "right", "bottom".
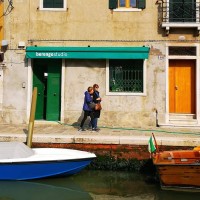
{"left": 108, "top": 59, "right": 144, "bottom": 94}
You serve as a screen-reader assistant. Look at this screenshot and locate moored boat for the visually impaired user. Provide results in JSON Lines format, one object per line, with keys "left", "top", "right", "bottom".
{"left": 0, "top": 142, "right": 96, "bottom": 180}
{"left": 148, "top": 133, "right": 200, "bottom": 191}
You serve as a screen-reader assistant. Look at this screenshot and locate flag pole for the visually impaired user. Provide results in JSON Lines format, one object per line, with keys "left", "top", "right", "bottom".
{"left": 152, "top": 133, "right": 159, "bottom": 153}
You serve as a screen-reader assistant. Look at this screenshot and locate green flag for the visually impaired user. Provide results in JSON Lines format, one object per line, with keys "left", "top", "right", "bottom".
{"left": 148, "top": 136, "right": 156, "bottom": 153}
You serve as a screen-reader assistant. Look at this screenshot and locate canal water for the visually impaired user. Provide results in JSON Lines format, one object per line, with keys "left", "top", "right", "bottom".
{"left": 0, "top": 170, "right": 199, "bottom": 200}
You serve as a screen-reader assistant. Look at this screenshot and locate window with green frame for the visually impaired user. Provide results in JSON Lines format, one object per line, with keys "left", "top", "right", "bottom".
{"left": 43, "top": 0, "right": 64, "bottom": 8}
{"left": 109, "top": 0, "right": 146, "bottom": 9}
{"left": 109, "top": 59, "right": 144, "bottom": 93}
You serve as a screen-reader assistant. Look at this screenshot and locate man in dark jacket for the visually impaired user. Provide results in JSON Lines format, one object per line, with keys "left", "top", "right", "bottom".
{"left": 92, "top": 84, "right": 102, "bottom": 131}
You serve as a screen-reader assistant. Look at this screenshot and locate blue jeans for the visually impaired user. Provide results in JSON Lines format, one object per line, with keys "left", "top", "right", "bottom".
{"left": 93, "top": 118, "right": 98, "bottom": 129}
{"left": 89, "top": 118, "right": 98, "bottom": 129}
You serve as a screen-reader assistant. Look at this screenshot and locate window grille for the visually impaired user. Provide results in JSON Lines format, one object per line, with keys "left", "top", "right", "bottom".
{"left": 169, "top": 47, "right": 196, "bottom": 56}
{"left": 109, "top": 60, "right": 143, "bottom": 93}
{"left": 169, "top": 0, "right": 196, "bottom": 22}
{"left": 162, "top": 0, "right": 199, "bottom": 23}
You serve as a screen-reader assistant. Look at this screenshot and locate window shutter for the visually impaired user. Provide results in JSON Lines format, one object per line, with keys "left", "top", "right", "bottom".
{"left": 109, "top": 0, "right": 117, "bottom": 9}
{"left": 137, "top": 0, "right": 146, "bottom": 9}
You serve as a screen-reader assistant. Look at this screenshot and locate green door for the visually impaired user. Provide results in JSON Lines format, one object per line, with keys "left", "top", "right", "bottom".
{"left": 46, "top": 61, "right": 61, "bottom": 120}
{"left": 33, "top": 59, "right": 61, "bottom": 121}
{"left": 33, "top": 60, "right": 46, "bottom": 119}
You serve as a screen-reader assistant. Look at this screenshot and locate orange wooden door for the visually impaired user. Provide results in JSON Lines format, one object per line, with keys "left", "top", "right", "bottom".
{"left": 169, "top": 60, "right": 196, "bottom": 114}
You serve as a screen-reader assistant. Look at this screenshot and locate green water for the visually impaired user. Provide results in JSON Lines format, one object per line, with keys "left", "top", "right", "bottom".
{"left": 0, "top": 170, "right": 199, "bottom": 200}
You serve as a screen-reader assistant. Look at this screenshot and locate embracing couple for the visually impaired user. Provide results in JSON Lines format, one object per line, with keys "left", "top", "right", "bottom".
{"left": 78, "top": 84, "right": 102, "bottom": 132}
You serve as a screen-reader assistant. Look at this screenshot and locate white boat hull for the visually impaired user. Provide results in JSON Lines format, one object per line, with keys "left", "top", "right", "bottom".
{"left": 0, "top": 143, "right": 96, "bottom": 180}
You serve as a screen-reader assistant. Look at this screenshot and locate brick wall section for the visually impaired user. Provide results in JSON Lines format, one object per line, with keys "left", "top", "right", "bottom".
{"left": 32, "top": 143, "right": 194, "bottom": 160}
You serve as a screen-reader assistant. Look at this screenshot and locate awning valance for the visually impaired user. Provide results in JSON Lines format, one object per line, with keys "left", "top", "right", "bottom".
{"left": 26, "top": 46, "right": 150, "bottom": 59}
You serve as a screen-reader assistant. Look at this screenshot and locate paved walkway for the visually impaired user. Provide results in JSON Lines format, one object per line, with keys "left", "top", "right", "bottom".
{"left": 1, "top": 122, "right": 200, "bottom": 147}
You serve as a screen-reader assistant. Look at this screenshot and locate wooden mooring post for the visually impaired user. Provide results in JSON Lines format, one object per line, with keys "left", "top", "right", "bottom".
{"left": 27, "top": 87, "right": 37, "bottom": 148}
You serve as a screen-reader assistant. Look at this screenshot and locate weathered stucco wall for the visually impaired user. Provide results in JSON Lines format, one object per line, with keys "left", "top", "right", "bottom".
{"left": 3, "top": 0, "right": 198, "bottom": 46}
{"left": 63, "top": 43, "right": 166, "bottom": 128}
{"left": 1, "top": 52, "right": 28, "bottom": 124}
{"left": 1, "top": 0, "right": 199, "bottom": 126}
{"left": 3, "top": 0, "right": 168, "bottom": 47}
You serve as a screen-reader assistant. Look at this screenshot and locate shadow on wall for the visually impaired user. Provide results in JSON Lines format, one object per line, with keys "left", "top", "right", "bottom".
{"left": 23, "top": 129, "right": 28, "bottom": 136}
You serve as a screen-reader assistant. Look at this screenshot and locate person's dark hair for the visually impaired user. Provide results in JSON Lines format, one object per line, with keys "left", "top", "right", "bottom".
{"left": 93, "top": 84, "right": 99, "bottom": 90}
{"left": 87, "top": 86, "right": 93, "bottom": 92}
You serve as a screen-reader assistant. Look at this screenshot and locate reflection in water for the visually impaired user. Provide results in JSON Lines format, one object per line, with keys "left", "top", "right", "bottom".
{"left": 71, "top": 170, "right": 200, "bottom": 200}
{"left": 0, "top": 179, "right": 92, "bottom": 200}
{"left": 0, "top": 170, "right": 199, "bottom": 200}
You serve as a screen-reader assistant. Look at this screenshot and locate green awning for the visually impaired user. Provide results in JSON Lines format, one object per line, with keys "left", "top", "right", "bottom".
{"left": 26, "top": 46, "right": 150, "bottom": 59}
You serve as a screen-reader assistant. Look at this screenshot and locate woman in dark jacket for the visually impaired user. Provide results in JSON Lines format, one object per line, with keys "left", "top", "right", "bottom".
{"left": 92, "top": 84, "right": 102, "bottom": 131}
{"left": 78, "top": 86, "right": 95, "bottom": 131}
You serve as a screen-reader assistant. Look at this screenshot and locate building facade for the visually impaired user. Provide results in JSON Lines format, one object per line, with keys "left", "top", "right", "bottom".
{"left": 0, "top": 0, "right": 200, "bottom": 128}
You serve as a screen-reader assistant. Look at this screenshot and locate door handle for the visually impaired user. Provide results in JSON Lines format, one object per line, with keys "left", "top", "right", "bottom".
{"left": 54, "top": 93, "right": 56, "bottom": 96}
{"left": 175, "top": 86, "right": 178, "bottom": 90}
{"left": 38, "top": 93, "right": 40, "bottom": 95}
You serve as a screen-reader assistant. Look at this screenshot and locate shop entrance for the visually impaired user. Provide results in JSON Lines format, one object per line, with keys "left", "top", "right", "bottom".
{"left": 33, "top": 59, "right": 61, "bottom": 121}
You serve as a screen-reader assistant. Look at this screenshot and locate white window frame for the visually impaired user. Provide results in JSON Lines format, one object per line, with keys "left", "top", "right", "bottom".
{"left": 106, "top": 59, "right": 147, "bottom": 96}
{"left": 113, "top": 8, "right": 142, "bottom": 12}
{"left": 40, "top": 0, "right": 67, "bottom": 11}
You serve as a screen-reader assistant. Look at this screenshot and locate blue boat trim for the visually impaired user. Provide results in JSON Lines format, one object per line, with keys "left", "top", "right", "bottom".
{"left": 0, "top": 159, "right": 94, "bottom": 180}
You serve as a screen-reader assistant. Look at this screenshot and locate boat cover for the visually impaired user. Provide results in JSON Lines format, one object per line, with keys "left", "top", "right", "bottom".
{"left": 0, "top": 142, "right": 34, "bottom": 159}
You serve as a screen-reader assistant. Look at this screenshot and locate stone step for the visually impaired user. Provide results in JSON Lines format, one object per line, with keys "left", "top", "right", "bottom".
{"left": 169, "top": 119, "right": 198, "bottom": 125}
{"left": 159, "top": 114, "right": 198, "bottom": 128}
{"left": 158, "top": 123, "right": 200, "bottom": 128}
{"left": 169, "top": 113, "right": 196, "bottom": 120}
